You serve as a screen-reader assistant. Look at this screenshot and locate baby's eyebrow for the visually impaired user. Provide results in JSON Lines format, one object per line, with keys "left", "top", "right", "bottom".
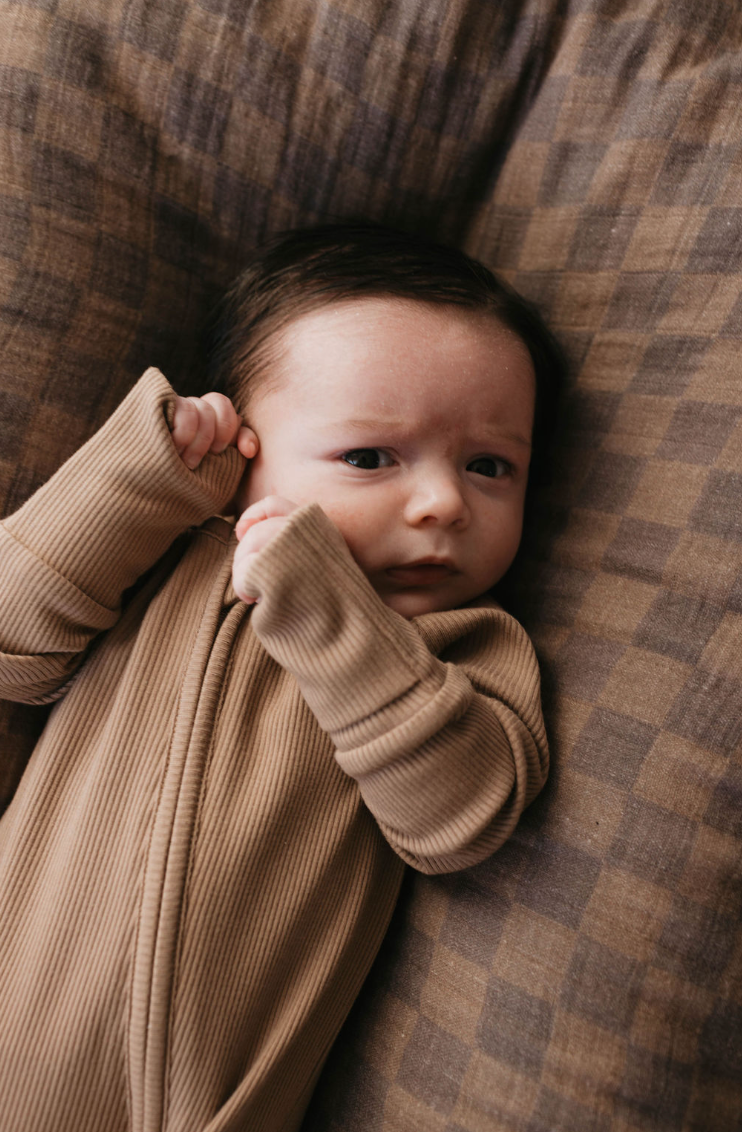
{"left": 319, "top": 418, "right": 407, "bottom": 434}
{"left": 320, "top": 419, "right": 532, "bottom": 448}
{"left": 489, "top": 430, "right": 532, "bottom": 449}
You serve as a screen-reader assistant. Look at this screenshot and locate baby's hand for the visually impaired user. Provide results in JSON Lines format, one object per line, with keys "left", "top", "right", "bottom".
{"left": 233, "top": 495, "right": 299, "bottom": 604}
{"left": 170, "top": 393, "right": 258, "bottom": 469}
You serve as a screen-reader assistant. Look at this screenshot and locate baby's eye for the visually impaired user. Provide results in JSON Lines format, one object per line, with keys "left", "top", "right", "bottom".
{"left": 467, "top": 456, "right": 511, "bottom": 479}
{"left": 341, "top": 448, "right": 393, "bottom": 470}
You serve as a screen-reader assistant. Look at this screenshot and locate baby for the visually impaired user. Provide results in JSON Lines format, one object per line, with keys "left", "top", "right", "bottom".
{"left": 0, "top": 224, "right": 562, "bottom": 1132}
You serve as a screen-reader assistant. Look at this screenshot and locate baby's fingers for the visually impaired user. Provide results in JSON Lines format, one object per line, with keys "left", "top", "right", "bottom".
{"left": 235, "top": 495, "right": 297, "bottom": 541}
{"left": 170, "top": 396, "right": 199, "bottom": 456}
{"left": 236, "top": 425, "right": 259, "bottom": 460}
{"left": 180, "top": 398, "right": 216, "bottom": 469}
{"left": 202, "top": 392, "right": 241, "bottom": 453}
{"left": 232, "top": 516, "right": 289, "bottom": 601}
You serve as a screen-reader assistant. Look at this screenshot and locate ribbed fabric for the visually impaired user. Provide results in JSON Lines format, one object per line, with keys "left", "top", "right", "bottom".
{"left": 0, "top": 368, "right": 548, "bottom": 1132}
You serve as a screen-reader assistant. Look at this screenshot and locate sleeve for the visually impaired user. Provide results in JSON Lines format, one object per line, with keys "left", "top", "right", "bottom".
{"left": 239, "top": 502, "right": 549, "bottom": 875}
{"left": 0, "top": 367, "right": 245, "bottom": 705}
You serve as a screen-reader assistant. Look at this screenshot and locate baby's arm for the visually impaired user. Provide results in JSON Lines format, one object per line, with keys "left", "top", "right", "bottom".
{"left": 233, "top": 501, "right": 548, "bottom": 875}
{"left": 0, "top": 369, "right": 246, "bottom": 704}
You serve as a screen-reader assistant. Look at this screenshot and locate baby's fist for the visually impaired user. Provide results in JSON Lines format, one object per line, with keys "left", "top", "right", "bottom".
{"left": 170, "top": 392, "right": 258, "bottom": 469}
{"left": 233, "top": 496, "right": 298, "bottom": 604}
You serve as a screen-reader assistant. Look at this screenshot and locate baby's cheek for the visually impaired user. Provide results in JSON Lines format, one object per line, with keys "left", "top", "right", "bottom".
{"left": 232, "top": 466, "right": 253, "bottom": 514}
{"left": 485, "top": 525, "right": 523, "bottom": 587}
{"left": 242, "top": 459, "right": 274, "bottom": 508}
{"left": 337, "top": 531, "right": 380, "bottom": 580}
{"left": 312, "top": 503, "right": 371, "bottom": 564}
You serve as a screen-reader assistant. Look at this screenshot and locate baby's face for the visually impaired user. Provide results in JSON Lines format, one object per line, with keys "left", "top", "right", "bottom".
{"left": 237, "top": 297, "right": 535, "bottom": 618}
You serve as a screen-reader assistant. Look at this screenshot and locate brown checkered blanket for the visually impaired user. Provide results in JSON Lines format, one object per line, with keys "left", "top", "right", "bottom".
{"left": 1, "top": 1, "right": 740, "bottom": 1128}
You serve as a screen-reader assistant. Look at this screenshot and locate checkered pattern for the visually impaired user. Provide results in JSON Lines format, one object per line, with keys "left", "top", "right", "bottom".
{"left": 1, "top": 0, "right": 740, "bottom": 1128}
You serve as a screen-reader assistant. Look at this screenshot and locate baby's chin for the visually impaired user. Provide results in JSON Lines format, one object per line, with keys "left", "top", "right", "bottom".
{"left": 379, "top": 584, "right": 487, "bottom": 620}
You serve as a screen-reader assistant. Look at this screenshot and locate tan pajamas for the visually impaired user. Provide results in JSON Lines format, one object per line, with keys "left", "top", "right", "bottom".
{"left": 0, "top": 368, "right": 548, "bottom": 1132}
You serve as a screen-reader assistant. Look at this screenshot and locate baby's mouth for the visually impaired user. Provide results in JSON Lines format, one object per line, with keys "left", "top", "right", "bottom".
{"left": 385, "top": 562, "right": 456, "bottom": 586}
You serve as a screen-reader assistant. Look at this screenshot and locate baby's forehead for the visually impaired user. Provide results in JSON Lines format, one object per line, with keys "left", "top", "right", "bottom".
{"left": 268, "top": 296, "right": 524, "bottom": 381}
{"left": 247, "top": 297, "right": 534, "bottom": 443}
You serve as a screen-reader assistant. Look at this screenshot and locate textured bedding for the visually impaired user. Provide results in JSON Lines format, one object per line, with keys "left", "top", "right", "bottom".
{"left": 1, "top": 0, "right": 740, "bottom": 1128}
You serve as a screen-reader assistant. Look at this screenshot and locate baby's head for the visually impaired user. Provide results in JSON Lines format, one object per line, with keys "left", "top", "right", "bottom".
{"left": 210, "top": 224, "right": 563, "bottom": 617}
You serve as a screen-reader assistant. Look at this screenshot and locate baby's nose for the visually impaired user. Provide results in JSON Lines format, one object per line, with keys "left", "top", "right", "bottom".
{"left": 403, "top": 470, "right": 469, "bottom": 527}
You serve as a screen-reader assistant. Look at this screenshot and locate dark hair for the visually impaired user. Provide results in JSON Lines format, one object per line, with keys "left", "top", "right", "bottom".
{"left": 208, "top": 222, "right": 565, "bottom": 480}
